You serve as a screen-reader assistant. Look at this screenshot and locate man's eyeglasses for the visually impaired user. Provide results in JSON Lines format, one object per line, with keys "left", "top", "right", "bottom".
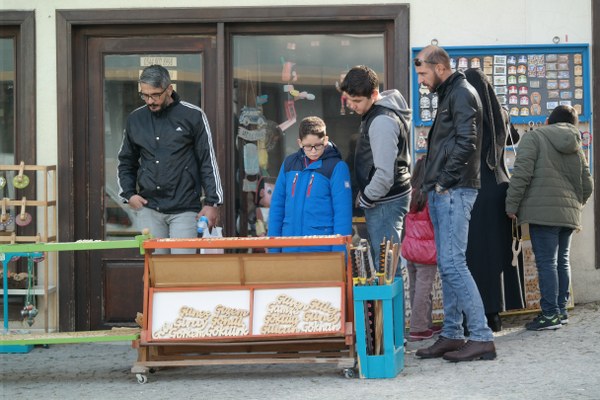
{"left": 302, "top": 144, "right": 324, "bottom": 152}
{"left": 413, "top": 58, "right": 438, "bottom": 67}
{"left": 139, "top": 87, "right": 167, "bottom": 101}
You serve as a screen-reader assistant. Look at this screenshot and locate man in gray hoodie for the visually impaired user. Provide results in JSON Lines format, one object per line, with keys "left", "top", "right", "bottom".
{"left": 506, "top": 105, "right": 593, "bottom": 331}
{"left": 339, "top": 65, "right": 412, "bottom": 267}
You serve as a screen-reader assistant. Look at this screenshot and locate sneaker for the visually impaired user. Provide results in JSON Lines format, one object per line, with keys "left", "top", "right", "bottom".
{"left": 560, "top": 313, "right": 569, "bottom": 324}
{"left": 525, "top": 314, "right": 562, "bottom": 331}
{"left": 409, "top": 329, "right": 434, "bottom": 342}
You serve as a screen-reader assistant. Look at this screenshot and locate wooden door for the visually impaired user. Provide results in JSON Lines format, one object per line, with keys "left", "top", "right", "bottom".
{"left": 80, "top": 36, "right": 217, "bottom": 329}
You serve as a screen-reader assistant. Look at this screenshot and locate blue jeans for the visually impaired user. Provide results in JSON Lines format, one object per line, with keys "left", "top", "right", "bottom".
{"left": 137, "top": 207, "right": 198, "bottom": 254}
{"left": 428, "top": 188, "right": 494, "bottom": 342}
{"left": 363, "top": 192, "right": 410, "bottom": 268}
{"left": 528, "top": 224, "right": 574, "bottom": 316}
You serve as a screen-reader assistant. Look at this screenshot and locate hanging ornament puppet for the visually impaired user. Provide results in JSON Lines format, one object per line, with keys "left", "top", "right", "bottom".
{"left": 254, "top": 176, "right": 276, "bottom": 237}
{"left": 278, "top": 56, "right": 315, "bottom": 132}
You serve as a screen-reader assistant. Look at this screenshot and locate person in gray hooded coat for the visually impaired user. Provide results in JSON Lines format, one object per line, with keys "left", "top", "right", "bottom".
{"left": 339, "top": 65, "right": 412, "bottom": 266}
{"left": 506, "top": 105, "right": 593, "bottom": 331}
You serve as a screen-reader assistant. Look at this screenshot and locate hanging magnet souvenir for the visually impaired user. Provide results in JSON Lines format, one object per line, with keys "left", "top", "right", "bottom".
{"left": 531, "top": 91, "right": 544, "bottom": 104}
{"left": 431, "top": 94, "right": 438, "bottom": 109}
{"left": 450, "top": 58, "right": 457, "bottom": 71}
{"left": 519, "top": 96, "right": 529, "bottom": 106}
{"left": 13, "top": 162, "right": 29, "bottom": 189}
{"left": 581, "top": 131, "right": 591, "bottom": 147}
{"left": 16, "top": 197, "right": 32, "bottom": 227}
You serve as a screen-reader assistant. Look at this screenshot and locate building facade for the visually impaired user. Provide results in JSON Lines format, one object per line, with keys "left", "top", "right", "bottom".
{"left": 1, "top": 0, "right": 597, "bottom": 331}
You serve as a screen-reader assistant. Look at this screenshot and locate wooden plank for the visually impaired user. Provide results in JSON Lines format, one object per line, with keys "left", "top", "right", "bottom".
{"left": 0, "top": 235, "right": 150, "bottom": 254}
{"left": 143, "top": 235, "right": 350, "bottom": 250}
{"left": 133, "top": 355, "right": 355, "bottom": 368}
{"left": 0, "top": 328, "right": 140, "bottom": 345}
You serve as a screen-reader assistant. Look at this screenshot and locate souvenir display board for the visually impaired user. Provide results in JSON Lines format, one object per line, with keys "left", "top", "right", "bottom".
{"left": 411, "top": 44, "right": 590, "bottom": 156}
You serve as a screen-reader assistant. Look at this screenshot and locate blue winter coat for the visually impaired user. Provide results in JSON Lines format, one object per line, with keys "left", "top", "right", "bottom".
{"left": 268, "top": 143, "right": 353, "bottom": 253}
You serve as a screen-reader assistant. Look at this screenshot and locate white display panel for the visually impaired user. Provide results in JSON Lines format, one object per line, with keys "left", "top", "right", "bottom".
{"left": 252, "top": 287, "right": 342, "bottom": 335}
{"left": 151, "top": 290, "right": 251, "bottom": 339}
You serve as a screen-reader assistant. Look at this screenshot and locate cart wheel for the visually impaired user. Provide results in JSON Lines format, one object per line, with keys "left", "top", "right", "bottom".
{"left": 342, "top": 368, "right": 356, "bottom": 379}
{"left": 136, "top": 373, "right": 148, "bottom": 384}
{"left": 149, "top": 368, "right": 156, "bottom": 374}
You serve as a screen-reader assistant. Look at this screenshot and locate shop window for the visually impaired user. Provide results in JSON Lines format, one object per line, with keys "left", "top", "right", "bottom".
{"left": 0, "top": 37, "right": 15, "bottom": 165}
{"left": 232, "top": 34, "right": 384, "bottom": 237}
{"left": 0, "top": 12, "right": 35, "bottom": 182}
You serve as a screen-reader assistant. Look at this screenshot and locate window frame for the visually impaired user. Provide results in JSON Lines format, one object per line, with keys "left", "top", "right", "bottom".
{"left": 0, "top": 11, "right": 36, "bottom": 166}
{"left": 57, "top": 5, "right": 409, "bottom": 330}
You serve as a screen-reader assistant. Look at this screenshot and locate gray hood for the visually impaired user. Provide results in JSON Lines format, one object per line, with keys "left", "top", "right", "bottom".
{"left": 538, "top": 123, "right": 582, "bottom": 154}
{"left": 376, "top": 89, "right": 412, "bottom": 127}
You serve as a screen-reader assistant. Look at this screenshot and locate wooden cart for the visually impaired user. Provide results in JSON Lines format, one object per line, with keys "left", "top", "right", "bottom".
{"left": 131, "top": 235, "right": 357, "bottom": 383}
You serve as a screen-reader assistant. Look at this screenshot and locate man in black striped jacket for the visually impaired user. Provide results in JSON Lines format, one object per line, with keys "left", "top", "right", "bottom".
{"left": 118, "top": 64, "right": 223, "bottom": 253}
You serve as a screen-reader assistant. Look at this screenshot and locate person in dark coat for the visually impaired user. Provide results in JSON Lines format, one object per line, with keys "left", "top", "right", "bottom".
{"left": 464, "top": 68, "right": 520, "bottom": 332}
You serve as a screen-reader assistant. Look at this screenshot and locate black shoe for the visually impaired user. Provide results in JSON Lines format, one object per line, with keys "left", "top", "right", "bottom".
{"left": 525, "top": 314, "right": 561, "bottom": 331}
{"left": 415, "top": 336, "right": 465, "bottom": 359}
{"left": 443, "top": 340, "right": 496, "bottom": 362}
{"left": 486, "top": 313, "right": 502, "bottom": 332}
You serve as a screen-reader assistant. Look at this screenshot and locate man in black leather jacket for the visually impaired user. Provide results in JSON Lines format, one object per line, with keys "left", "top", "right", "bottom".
{"left": 118, "top": 65, "right": 223, "bottom": 253}
{"left": 413, "top": 46, "right": 496, "bottom": 362}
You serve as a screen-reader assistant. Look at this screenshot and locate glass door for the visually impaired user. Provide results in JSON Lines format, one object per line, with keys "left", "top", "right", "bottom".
{"left": 82, "top": 36, "right": 216, "bottom": 329}
{"left": 103, "top": 53, "right": 203, "bottom": 240}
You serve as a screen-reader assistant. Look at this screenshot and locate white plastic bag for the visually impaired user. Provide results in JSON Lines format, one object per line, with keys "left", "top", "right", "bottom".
{"left": 200, "top": 226, "right": 224, "bottom": 254}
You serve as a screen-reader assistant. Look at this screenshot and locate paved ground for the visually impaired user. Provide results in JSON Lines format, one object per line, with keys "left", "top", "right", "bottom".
{"left": 1, "top": 302, "right": 599, "bottom": 400}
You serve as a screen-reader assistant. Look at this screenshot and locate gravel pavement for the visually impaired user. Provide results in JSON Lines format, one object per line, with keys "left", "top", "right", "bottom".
{"left": 2, "top": 302, "right": 599, "bottom": 400}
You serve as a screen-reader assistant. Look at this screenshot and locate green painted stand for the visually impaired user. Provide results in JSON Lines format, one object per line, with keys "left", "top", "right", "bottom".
{"left": 0, "top": 233, "right": 150, "bottom": 352}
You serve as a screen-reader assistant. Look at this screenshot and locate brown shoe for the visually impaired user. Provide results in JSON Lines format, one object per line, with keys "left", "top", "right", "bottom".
{"left": 415, "top": 336, "right": 466, "bottom": 359}
{"left": 443, "top": 340, "right": 496, "bottom": 362}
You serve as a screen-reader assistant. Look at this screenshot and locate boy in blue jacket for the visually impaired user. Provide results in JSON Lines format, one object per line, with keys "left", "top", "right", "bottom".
{"left": 268, "top": 116, "right": 352, "bottom": 252}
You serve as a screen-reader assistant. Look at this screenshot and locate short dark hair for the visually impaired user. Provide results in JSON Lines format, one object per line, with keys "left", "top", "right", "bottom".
{"left": 339, "top": 65, "right": 378, "bottom": 97}
{"left": 299, "top": 116, "right": 326, "bottom": 139}
{"left": 548, "top": 105, "right": 578, "bottom": 126}
{"left": 139, "top": 65, "right": 171, "bottom": 89}
{"left": 416, "top": 45, "right": 452, "bottom": 70}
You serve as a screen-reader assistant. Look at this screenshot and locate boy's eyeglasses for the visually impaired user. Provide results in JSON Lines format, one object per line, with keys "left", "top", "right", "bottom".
{"left": 413, "top": 58, "right": 438, "bottom": 67}
{"left": 302, "top": 144, "right": 324, "bottom": 152}
{"left": 139, "top": 87, "right": 167, "bottom": 101}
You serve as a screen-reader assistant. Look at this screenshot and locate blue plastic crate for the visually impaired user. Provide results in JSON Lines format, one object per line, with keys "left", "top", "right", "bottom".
{"left": 0, "top": 344, "right": 33, "bottom": 353}
{"left": 353, "top": 278, "right": 404, "bottom": 378}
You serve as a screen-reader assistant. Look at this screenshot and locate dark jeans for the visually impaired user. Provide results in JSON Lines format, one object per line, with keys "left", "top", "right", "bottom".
{"left": 529, "top": 224, "right": 574, "bottom": 316}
